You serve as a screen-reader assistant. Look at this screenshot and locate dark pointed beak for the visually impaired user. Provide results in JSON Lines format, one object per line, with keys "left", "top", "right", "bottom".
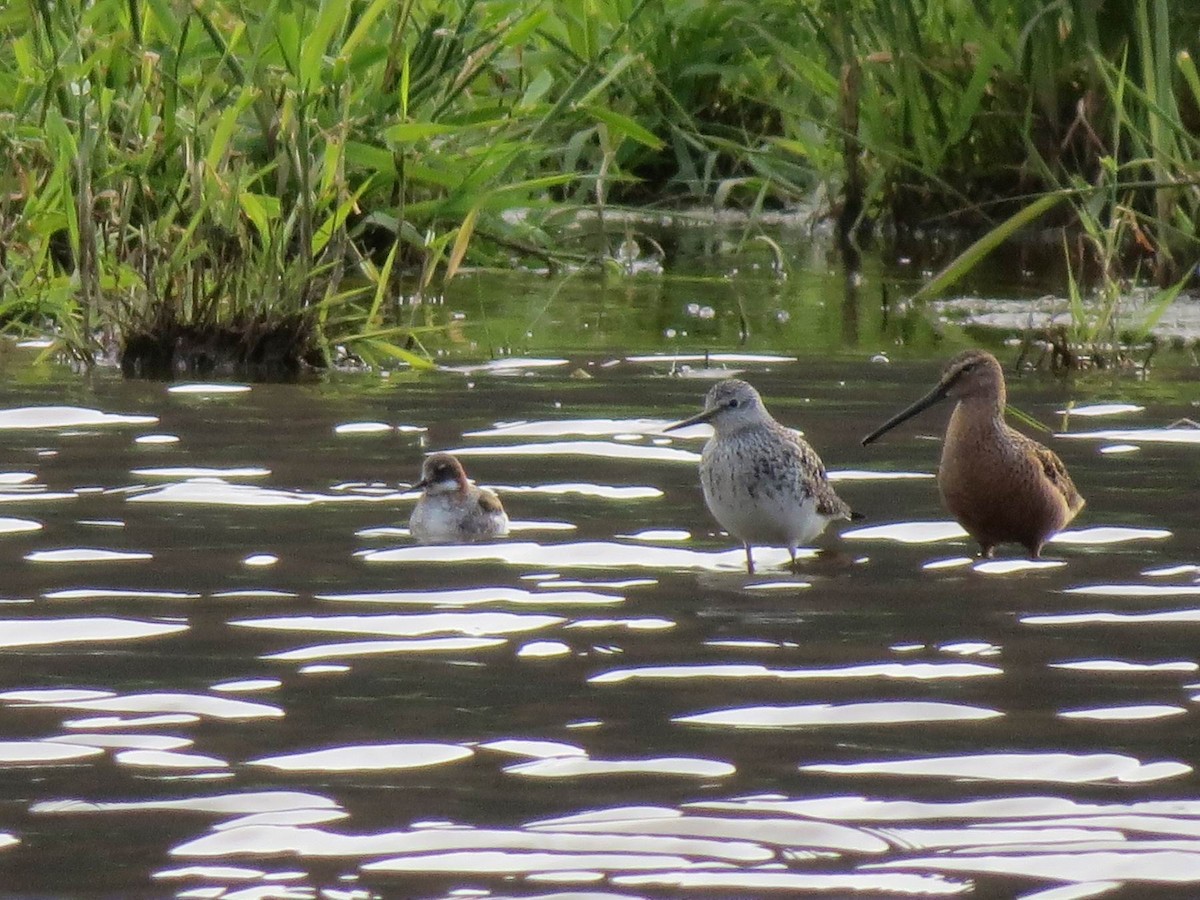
{"left": 861, "top": 381, "right": 950, "bottom": 446}
{"left": 412, "top": 477, "right": 431, "bottom": 490}
{"left": 664, "top": 406, "right": 718, "bottom": 432}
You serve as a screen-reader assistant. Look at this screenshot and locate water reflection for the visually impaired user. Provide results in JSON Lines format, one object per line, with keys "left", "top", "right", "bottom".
{"left": 2, "top": 361, "right": 1200, "bottom": 897}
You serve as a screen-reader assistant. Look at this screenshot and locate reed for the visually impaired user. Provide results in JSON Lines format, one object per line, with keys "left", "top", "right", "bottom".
{"left": 0, "top": 0, "right": 1197, "bottom": 373}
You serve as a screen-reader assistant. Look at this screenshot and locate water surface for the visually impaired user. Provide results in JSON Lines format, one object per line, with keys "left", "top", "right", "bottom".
{"left": 1, "top": 353, "right": 1200, "bottom": 898}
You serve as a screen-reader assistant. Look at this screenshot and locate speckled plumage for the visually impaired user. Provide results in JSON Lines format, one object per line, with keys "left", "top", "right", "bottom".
{"left": 862, "top": 349, "right": 1084, "bottom": 558}
{"left": 667, "top": 379, "right": 857, "bottom": 573}
{"left": 409, "top": 452, "right": 509, "bottom": 544}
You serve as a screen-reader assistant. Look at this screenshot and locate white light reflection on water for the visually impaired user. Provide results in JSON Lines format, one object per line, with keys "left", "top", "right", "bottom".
{"left": 674, "top": 701, "right": 1002, "bottom": 728}
{"left": 116, "top": 750, "right": 230, "bottom": 770}
{"left": 615, "top": 871, "right": 969, "bottom": 894}
{"left": 65, "top": 714, "right": 200, "bottom": 729}
{"left": 39, "top": 578, "right": 174, "bottom": 595}
{"left": 0, "top": 406, "right": 158, "bottom": 429}
{"left": 360, "top": 520, "right": 577, "bottom": 537}
{"left": 1026, "top": 609, "right": 1200, "bottom": 626}
{"left": 361, "top": 541, "right": 803, "bottom": 571}
{"left": 477, "top": 740, "right": 586, "bottom": 759}
{"left": 866, "top": 851, "right": 1200, "bottom": 885}
{"left": 843, "top": 521, "right": 967, "bottom": 543}
{"left": 446, "top": 357, "right": 571, "bottom": 374}
{"left": 800, "top": 752, "right": 1191, "bottom": 784}
{"left": 591, "top": 661, "right": 1000, "bottom": 684}
{"left": 133, "top": 433, "right": 180, "bottom": 445}
{"left": 1064, "top": 584, "right": 1200, "bottom": 597}
{"left": 923, "top": 556, "right": 975, "bottom": 571}
{"left": 153, "top": 864, "right": 269, "bottom": 882}
{"left": 1061, "top": 403, "right": 1146, "bottom": 417}
{"left": 1143, "top": 564, "right": 1200, "bottom": 577}
{"left": 464, "top": 418, "right": 672, "bottom": 438}
{"left": 131, "top": 466, "right": 272, "bottom": 478}
{"left": 505, "top": 757, "right": 735, "bottom": 778}
{"left": 828, "top": 469, "right": 935, "bottom": 482}
{"left": 0, "top": 618, "right": 187, "bottom": 648}
{"left": 551, "top": 578, "right": 656, "bottom": 589}
{"left": 364, "top": 850, "right": 723, "bottom": 874}
{"left": 25, "top": 548, "right": 153, "bottom": 563}
{"left": 48, "top": 734, "right": 193, "bottom": 751}
{"left": 844, "top": 522, "right": 1170, "bottom": 549}
{"left": 565, "top": 618, "right": 674, "bottom": 631}
{"left": 0, "top": 488, "right": 74, "bottom": 503}
{"left": 211, "top": 679, "right": 282, "bottom": 693}
{"left": 974, "top": 559, "right": 1066, "bottom": 575}
{"left": 620, "top": 529, "right": 690, "bottom": 542}
{"left": 0, "top": 517, "right": 42, "bottom": 534}
{"left": 939, "top": 641, "right": 1000, "bottom": 656}
{"left": 449, "top": 440, "right": 700, "bottom": 463}
{"left": 516, "top": 641, "right": 571, "bottom": 658}
{"left": 485, "top": 482, "right": 664, "bottom": 499}
{"left": 263, "top": 637, "right": 507, "bottom": 662}
{"left": 0, "top": 689, "right": 116, "bottom": 703}
{"left": 33, "top": 791, "right": 341, "bottom": 816}
{"left": 248, "top": 743, "right": 472, "bottom": 773}
{"left": 27, "top": 693, "right": 283, "bottom": 721}
{"left": 1059, "top": 705, "right": 1187, "bottom": 721}
{"left": 1050, "top": 526, "right": 1172, "bottom": 544}
{"left": 126, "top": 479, "right": 394, "bottom": 507}
{"left": 0, "top": 741, "right": 105, "bottom": 764}
{"left": 625, "top": 352, "right": 797, "bottom": 364}
{"left": 167, "top": 384, "right": 252, "bottom": 394}
{"left": 174, "top": 822, "right": 764, "bottom": 863}
{"left": 1059, "top": 427, "right": 1200, "bottom": 445}
{"left": 234, "top": 612, "right": 565, "bottom": 638}
{"left": 1051, "top": 660, "right": 1198, "bottom": 673}
{"left": 333, "top": 422, "right": 392, "bottom": 435}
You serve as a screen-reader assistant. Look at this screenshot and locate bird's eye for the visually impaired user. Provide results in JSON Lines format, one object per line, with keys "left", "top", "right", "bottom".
{"left": 727, "top": 398, "right": 739, "bottom": 408}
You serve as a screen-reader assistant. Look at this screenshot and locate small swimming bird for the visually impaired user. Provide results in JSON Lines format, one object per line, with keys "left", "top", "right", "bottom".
{"left": 409, "top": 452, "right": 509, "bottom": 544}
{"left": 861, "top": 349, "right": 1084, "bottom": 558}
{"left": 665, "top": 379, "right": 859, "bottom": 574}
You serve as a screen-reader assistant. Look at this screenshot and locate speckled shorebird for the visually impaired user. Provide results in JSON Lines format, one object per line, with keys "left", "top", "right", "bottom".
{"left": 861, "top": 349, "right": 1084, "bottom": 558}
{"left": 665, "top": 379, "right": 860, "bottom": 574}
{"left": 409, "top": 452, "right": 509, "bottom": 544}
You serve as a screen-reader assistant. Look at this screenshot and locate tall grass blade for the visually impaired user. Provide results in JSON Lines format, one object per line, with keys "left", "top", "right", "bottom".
{"left": 912, "top": 192, "right": 1069, "bottom": 302}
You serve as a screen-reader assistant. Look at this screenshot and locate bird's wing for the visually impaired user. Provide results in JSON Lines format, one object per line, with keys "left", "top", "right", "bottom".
{"left": 1024, "top": 435, "right": 1086, "bottom": 514}
{"left": 477, "top": 490, "right": 505, "bottom": 515}
{"left": 781, "top": 427, "right": 854, "bottom": 520}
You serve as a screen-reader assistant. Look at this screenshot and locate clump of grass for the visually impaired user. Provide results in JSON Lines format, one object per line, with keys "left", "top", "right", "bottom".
{"left": 1, "top": 0, "right": 660, "bottom": 374}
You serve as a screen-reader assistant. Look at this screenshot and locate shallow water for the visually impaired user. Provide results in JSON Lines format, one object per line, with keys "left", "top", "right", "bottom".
{"left": 2, "top": 354, "right": 1200, "bottom": 899}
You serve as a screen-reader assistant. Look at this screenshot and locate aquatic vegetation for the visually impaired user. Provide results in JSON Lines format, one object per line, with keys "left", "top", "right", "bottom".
{"left": 1, "top": 0, "right": 1197, "bottom": 373}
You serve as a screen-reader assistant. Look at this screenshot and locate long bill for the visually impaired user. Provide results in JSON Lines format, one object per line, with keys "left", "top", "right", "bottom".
{"left": 861, "top": 383, "right": 949, "bottom": 446}
{"left": 663, "top": 407, "right": 717, "bottom": 432}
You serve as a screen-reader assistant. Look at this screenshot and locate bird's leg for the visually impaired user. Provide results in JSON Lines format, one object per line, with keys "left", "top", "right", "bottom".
{"left": 788, "top": 546, "right": 799, "bottom": 573}
{"left": 744, "top": 543, "right": 755, "bottom": 575}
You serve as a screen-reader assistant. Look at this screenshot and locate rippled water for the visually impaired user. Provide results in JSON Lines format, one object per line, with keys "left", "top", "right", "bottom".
{"left": 3, "top": 354, "right": 1200, "bottom": 899}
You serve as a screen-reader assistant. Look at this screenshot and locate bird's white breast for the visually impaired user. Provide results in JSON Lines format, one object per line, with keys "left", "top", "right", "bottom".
{"left": 410, "top": 492, "right": 508, "bottom": 544}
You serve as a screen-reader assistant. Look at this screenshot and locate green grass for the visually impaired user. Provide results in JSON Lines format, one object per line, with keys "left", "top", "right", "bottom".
{"left": 0, "top": 0, "right": 1197, "bottom": 373}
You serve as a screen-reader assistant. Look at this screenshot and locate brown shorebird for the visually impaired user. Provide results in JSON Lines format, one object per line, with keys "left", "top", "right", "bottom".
{"left": 409, "top": 453, "right": 509, "bottom": 544}
{"left": 861, "top": 349, "right": 1084, "bottom": 558}
{"left": 665, "top": 379, "right": 859, "bottom": 574}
